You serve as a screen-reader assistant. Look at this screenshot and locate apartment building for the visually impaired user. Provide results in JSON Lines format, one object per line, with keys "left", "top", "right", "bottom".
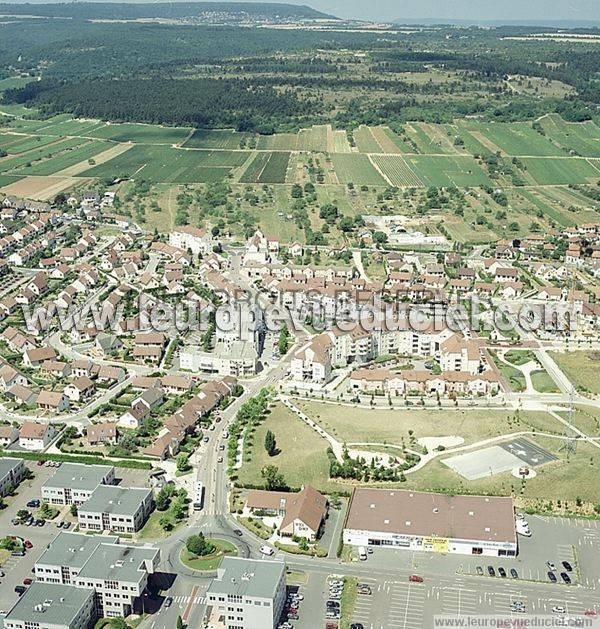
{"left": 206, "top": 557, "right": 286, "bottom": 629}
{"left": 0, "top": 457, "right": 26, "bottom": 497}
{"left": 77, "top": 485, "right": 153, "bottom": 533}
{"left": 35, "top": 532, "right": 159, "bottom": 618}
{"left": 41, "top": 462, "right": 115, "bottom": 506}
{"left": 2, "top": 582, "right": 96, "bottom": 629}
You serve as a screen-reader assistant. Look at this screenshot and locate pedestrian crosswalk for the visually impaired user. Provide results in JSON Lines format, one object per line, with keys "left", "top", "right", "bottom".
{"left": 171, "top": 595, "right": 205, "bottom": 605}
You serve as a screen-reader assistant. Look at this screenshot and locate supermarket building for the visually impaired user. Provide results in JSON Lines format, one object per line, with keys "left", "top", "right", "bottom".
{"left": 343, "top": 488, "right": 517, "bottom": 557}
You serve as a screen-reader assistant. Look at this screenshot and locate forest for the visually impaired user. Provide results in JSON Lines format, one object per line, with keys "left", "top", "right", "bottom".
{"left": 1, "top": 8, "right": 599, "bottom": 131}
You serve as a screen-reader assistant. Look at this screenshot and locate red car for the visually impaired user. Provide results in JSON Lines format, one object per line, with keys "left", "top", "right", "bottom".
{"left": 409, "top": 575, "right": 424, "bottom": 583}
{"left": 24, "top": 540, "right": 33, "bottom": 549}
{"left": 37, "top": 460, "right": 44, "bottom": 466}
{"left": 23, "top": 578, "right": 33, "bottom": 585}
{"left": 584, "top": 611, "right": 598, "bottom": 617}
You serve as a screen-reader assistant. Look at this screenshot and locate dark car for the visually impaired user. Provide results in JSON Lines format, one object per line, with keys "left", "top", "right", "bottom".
{"left": 510, "top": 569, "right": 518, "bottom": 579}
{"left": 487, "top": 566, "right": 495, "bottom": 577}
{"left": 26, "top": 500, "right": 40, "bottom": 508}
{"left": 14, "top": 586, "right": 27, "bottom": 595}
{"left": 476, "top": 566, "right": 484, "bottom": 576}
{"left": 562, "top": 561, "right": 573, "bottom": 572}
{"left": 164, "top": 597, "right": 173, "bottom": 608}
{"left": 498, "top": 567, "right": 507, "bottom": 578}
{"left": 561, "top": 572, "right": 571, "bottom": 585}
{"left": 327, "top": 601, "right": 340, "bottom": 608}
{"left": 548, "top": 571, "right": 557, "bottom": 583}
{"left": 351, "top": 624, "right": 364, "bottom": 629}
{"left": 233, "top": 529, "right": 243, "bottom": 537}
{"left": 288, "top": 613, "right": 299, "bottom": 620}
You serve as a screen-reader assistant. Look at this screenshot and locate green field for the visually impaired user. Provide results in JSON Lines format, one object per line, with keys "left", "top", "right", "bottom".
{"left": 296, "top": 125, "right": 328, "bottom": 152}
{"left": 0, "top": 137, "right": 86, "bottom": 173}
{"left": 13, "top": 140, "right": 111, "bottom": 175}
{"left": 81, "top": 145, "right": 246, "bottom": 182}
{"left": 239, "top": 152, "right": 269, "bottom": 183}
{"left": 460, "top": 121, "right": 563, "bottom": 156}
{"left": 520, "top": 157, "right": 599, "bottom": 185}
{"left": 87, "top": 122, "right": 192, "bottom": 144}
{"left": 549, "top": 351, "right": 600, "bottom": 395}
{"left": 257, "top": 151, "right": 290, "bottom": 183}
{"left": 35, "top": 118, "right": 106, "bottom": 137}
{"left": 406, "top": 155, "right": 492, "bottom": 187}
{"left": 540, "top": 114, "right": 600, "bottom": 157}
{"left": 256, "top": 133, "right": 298, "bottom": 150}
{"left": 0, "top": 133, "right": 60, "bottom": 154}
{"left": 183, "top": 128, "right": 249, "bottom": 149}
{"left": 353, "top": 125, "right": 383, "bottom": 153}
{"left": 331, "top": 154, "right": 388, "bottom": 186}
{"left": 371, "top": 155, "right": 424, "bottom": 186}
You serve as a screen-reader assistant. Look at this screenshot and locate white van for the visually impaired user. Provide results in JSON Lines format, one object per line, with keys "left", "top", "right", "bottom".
{"left": 358, "top": 546, "right": 367, "bottom": 561}
{"left": 260, "top": 545, "right": 275, "bottom": 556}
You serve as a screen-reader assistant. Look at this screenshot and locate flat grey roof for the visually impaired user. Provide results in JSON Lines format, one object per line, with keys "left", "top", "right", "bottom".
{"left": 37, "top": 531, "right": 119, "bottom": 569}
{"left": 42, "top": 462, "right": 114, "bottom": 492}
{"left": 5, "top": 582, "right": 94, "bottom": 626}
{"left": 0, "top": 457, "right": 22, "bottom": 479}
{"left": 79, "top": 484, "right": 151, "bottom": 516}
{"left": 208, "top": 557, "right": 284, "bottom": 599}
{"left": 76, "top": 543, "right": 159, "bottom": 582}
{"left": 345, "top": 488, "right": 516, "bottom": 545}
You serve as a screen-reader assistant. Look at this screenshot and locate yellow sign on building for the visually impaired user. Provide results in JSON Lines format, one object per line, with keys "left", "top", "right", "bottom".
{"left": 423, "top": 536, "right": 449, "bottom": 553}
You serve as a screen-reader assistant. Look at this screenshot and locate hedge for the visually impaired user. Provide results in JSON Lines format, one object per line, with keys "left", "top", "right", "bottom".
{"left": 0, "top": 450, "right": 152, "bottom": 470}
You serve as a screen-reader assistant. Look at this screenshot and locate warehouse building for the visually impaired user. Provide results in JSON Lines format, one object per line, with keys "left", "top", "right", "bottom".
{"left": 343, "top": 488, "right": 517, "bottom": 557}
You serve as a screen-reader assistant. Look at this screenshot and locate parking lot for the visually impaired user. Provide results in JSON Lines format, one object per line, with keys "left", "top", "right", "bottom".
{"left": 0, "top": 462, "right": 63, "bottom": 612}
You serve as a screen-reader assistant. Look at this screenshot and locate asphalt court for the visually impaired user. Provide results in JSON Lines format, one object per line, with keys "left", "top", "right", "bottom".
{"left": 442, "top": 445, "right": 524, "bottom": 480}
{"left": 499, "top": 438, "right": 556, "bottom": 467}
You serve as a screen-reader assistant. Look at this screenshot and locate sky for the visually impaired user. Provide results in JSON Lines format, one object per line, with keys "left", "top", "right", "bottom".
{"left": 269, "top": 0, "right": 600, "bottom": 24}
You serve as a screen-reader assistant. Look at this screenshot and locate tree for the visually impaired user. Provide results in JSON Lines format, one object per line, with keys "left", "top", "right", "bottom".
{"left": 264, "top": 430, "right": 277, "bottom": 456}
{"left": 39, "top": 503, "right": 53, "bottom": 519}
{"left": 176, "top": 453, "right": 191, "bottom": 473}
{"left": 176, "top": 616, "right": 184, "bottom": 629}
{"left": 70, "top": 504, "right": 78, "bottom": 517}
{"left": 108, "top": 619, "right": 129, "bottom": 629}
{"left": 159, "top": 514, "right": 173, "bottom": 531}
{"left": 278, "top": 326, "right": 290, "bottom": 355}
{"left": 186, "top": 533, "right": 215, "bottom": 557}
{"left": 261, "top": 465, "right": 287, "bottom": 491}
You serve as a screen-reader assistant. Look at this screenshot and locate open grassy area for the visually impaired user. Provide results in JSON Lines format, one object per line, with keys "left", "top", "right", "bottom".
{"left": 296, "top": 401, "right": 561, "bottom": 447}
{"left": 503, "top": 350, "right": 537, "bottom": 366}
{"left": 531, "top": 370, "right": 560, "bottom": 393}
{"left": 236, "top": 402, "right": 334, "bottom": 491}
{"left": 400, "top": 438, "right": 600, "bottom": 512}
{"left": 180, "top": 538, "right": 237, "bottom": 571}
{"left": 549, "top": 351, "right": 600, "bottom": 395}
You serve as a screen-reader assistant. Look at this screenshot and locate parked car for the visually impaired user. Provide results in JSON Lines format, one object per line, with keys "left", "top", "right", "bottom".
{"left": 260, "top": 545, "right": 274, "bottom": 556}
{"left": 510, "top": 569, "right": 518, "bottom": 579}
{"left": 476, "top": 566, "right": 483, "bottom": 576}
{"left": 552, "top": 606, "right": 566, "bottom": 614}
{"left": 498, "top": 567, "right": 507, "bottom": 578}
{"left": 548, "top": 571, "right": 557, "bottom": 583}
{"left": 26, "top": 500, "right": 39, "bottom": 508}
{"left": 560, "top": 572, "right": 571, "bottom": 585}
{"left": 487, "top": 566, "right": 495, "bottom": 577}
{"left": 562, "top": 561, "right": 573, "bottom": 572}
{"left": 24, "top": 540, "right": 32, "bottom": 549}
{"left": 547, "top": 562, "right": 556, "bottom": 571}
{"left": 409, "top": 575, "right": 423, "bottom": 583}
{"left": 14, "top": 586, "right": 27, "bottom": 595}
{"left": 63, "top": 522, "right": 71, "bottom": 530}
{"left": 22, "top": 578, "right": 32, "bottom": 586}
{"left": 233, "top": 529, "right": 243, "bottom": 537}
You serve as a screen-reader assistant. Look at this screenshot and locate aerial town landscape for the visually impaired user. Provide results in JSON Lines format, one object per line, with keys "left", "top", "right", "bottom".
{"left": 0, "top": 1, "right": 599, "bottom": 628}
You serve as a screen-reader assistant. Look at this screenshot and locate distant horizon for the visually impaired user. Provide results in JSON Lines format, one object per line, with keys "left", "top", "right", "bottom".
{"left": 1, "top": 0, "right": 600, "bottom": 26}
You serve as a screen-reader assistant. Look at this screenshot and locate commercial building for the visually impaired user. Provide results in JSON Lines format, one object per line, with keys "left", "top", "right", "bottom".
{"left": 77, "top": 485, "right": 153, "bottom": 533}
{"left": 343, "top": 488, "right": 517, "bottom": 557}
{"left": 2, "top": 582, "right": 96, "bottom": 629}
{"left": 0, "top": 457, "right": 26, "bottom": 497}
{"left": 35, "top": 531, "right": 159, "bottom": 618}
{"left": 206, "top": 557, "right": 286, "bottom": 629}
{"left": 41, "top": 462, "right": 115, "bottom": 505}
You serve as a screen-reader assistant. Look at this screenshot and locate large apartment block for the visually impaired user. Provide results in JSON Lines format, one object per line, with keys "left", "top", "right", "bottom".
{"left": 35, "top": 532, "right": 159, "bottom": 618}
{"left": 3, "top": 582, "right": 96, "bottom": 629}
{"left": 206, "top": 557, "right": 286, "bottom": 629}
{"left": 0, "top": 457, "right": 26, "bottom": 497}
{"left": 42, "top": 462, "right": 115, "bottom": 505}
{"left": 77, "top": 485, "right": 153, "bottom": 533}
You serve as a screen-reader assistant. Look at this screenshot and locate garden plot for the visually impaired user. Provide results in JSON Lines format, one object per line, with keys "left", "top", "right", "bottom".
{"left": 331, "top": 153, "right": 388, "bottom": 186}
{"left": 520, "top": 157, "right": 600, "bottom": 185}
{"left": 460, "top": 121, "right": 563, "bottom": 156}
{"left": 540, "top": 114, "right": 600, "bottom": 158}
{"left": 353, "top": 125, "right": 383, "bottom": 153}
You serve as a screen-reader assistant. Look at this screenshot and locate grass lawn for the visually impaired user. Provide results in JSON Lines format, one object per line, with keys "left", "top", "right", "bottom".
{"left": 180, "top": 538, "right": 237, "bottom": 571}
{"left": 296, "top": 401, "right": 561, "bottom": 447}
{"left": 504, "top": 350, "right": 537, "bottom": 366}
{"left": 496, "top": 362, "right": 527, "bottom": 392}
{"left": 138, "top": 510, "right": 185, "bottom": 540}
{"left": 530, "top": 370, "right": 560, "bottom": 393}
{"left": 556, "top": 406, "right": 600, "bottom": 437}
{"left": 0, "top": 548, "right": 10, "bottom": 566}
{"left": 549, "top": 351, "right": 600, "bottom": 395}
{"left": 237, "top": 402, "right": 336, "bottom": 491}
